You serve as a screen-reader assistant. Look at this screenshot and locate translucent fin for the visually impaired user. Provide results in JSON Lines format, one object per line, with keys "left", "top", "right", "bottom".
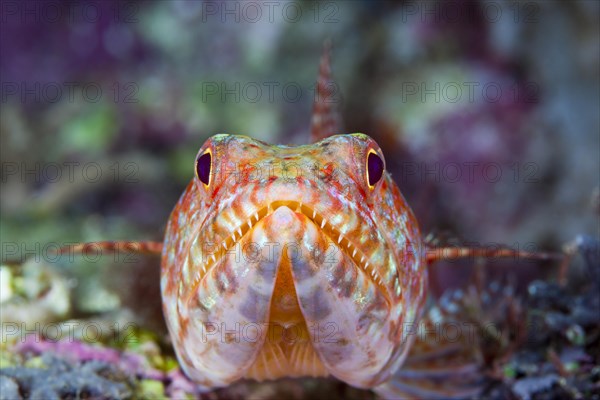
{"left": 374, "top": 305, "right": 485, "bottom": 399}
{"left": 309, "top": 40, "right": 343, "bottom": 143}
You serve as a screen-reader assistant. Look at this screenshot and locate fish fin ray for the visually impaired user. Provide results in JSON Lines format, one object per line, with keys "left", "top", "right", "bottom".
{"left": 309, "top": 40, "right": 343, "bottom": 143}
{"left": 374, "top": 306, "right": 486, "bottom": 399}
{"left": 426, "top": 245, "right": 560, "bottom": 266}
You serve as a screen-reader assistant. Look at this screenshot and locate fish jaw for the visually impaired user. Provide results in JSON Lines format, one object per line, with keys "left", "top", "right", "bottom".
{"left": 282, "top": 205, "right": 400, "bottom": 388}
{"left": 168, "top": 205, "right": 283, "bottom": 387}
{"left": 164, "top": 204, "right": 408, "bottom": 388}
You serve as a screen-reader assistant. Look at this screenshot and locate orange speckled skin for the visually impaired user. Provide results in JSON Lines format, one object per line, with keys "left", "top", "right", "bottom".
{"left": 160, "top": 133, "right": 427, "bottom": 390}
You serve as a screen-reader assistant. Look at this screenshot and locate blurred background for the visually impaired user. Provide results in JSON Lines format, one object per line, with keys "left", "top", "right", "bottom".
{"left": 0, "top": 1, "right": 598, "bottom": 398}
{"left": 1, "top": 0, "right": 598, "bottom": 306}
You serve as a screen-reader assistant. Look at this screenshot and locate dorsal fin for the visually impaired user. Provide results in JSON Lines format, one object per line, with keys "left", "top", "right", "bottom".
{"left": 309, "top": 40, "right": 343, "bottom": 143}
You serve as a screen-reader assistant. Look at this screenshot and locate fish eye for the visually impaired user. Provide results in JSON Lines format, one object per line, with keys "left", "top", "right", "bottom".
{"left": 196, "top": 150, "right": 212, "bottom": 187}
{"left": 366, "top": 149, "right": 384, "bottom": 188}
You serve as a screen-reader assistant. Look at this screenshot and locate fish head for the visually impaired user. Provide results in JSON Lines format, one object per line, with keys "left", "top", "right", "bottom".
{"left": 161, "top": 133, "right": 427, "bottom": 389}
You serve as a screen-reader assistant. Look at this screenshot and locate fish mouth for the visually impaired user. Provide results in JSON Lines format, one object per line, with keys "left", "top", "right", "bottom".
{"left": 178, "top": 203, "right": 396, "bottom": 386}
{"left": 186, "top": 200, "right": 390, "bottom": 307}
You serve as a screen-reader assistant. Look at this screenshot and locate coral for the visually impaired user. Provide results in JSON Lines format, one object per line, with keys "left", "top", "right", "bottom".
{"left": 0, "top": 353, "right": 132, "bottom": 399}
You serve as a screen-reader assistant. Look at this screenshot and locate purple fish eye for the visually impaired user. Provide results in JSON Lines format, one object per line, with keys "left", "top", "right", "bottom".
{"left": 367, "top": 150, "right": 384, "bottom": 187}
{"left": 196, "top": 151, "right": 212, "bottom": 186}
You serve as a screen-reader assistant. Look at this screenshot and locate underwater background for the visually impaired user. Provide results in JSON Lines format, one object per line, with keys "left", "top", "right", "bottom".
{"left": 1, "top": 1, "right": 599, "bottom": 399}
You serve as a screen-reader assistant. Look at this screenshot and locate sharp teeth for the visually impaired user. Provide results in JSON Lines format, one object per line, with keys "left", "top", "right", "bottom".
{"left": 321, "top": 219, "right": 327, "bottom": 229}
{"left": 210, "top": 255, "right": 216, "bottom": 264}
{"left": 346, "top": 242, "right": 352, "bottom": 249}
{"left": 222, "top": 242, "right": 227, "bottom": 250}
{"left": 237, "top": 228, "right": 242, "bottom": 237}
{"left": 365, "top": 262, "right": 369, "bottom": 270}
{"left": 360, "top": 256, "right": 365, "bottom": 263}
{"left": 254, "top": 212, "right": 259, "bottom": 221}
{"left": 337, "top": 235, "right": 343, "bottom": 244}
{"left": 312, "top": 210, "right": 317, "bottom": 219}
{"left": 371, "top": 269, "right": 376, "bottom": 277}
{"left": 247, "top": 220, "right": 253, "bottom": 229}
{"left": 352, "top": 249, "right": 357, "bottom": 257}
{"left": 202, "top": 264, "right": 207, "bottom": 274}
{"left": 231, "top": 233, "right": 237, "bottom": 242}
